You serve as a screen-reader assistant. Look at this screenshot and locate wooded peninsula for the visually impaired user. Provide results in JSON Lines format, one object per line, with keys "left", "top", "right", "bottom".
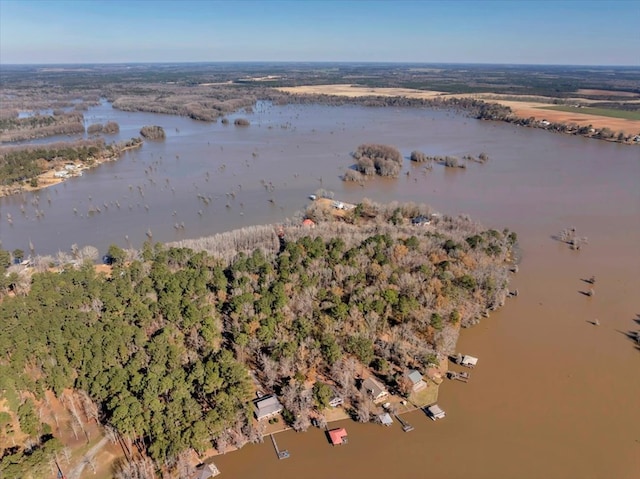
{"left": 0, "top": 201, "right": 516, "bottom": 478}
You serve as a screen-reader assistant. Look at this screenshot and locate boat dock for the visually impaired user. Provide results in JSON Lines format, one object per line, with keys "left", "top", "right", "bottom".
{"left": 270, "top": 434, "right": 290, "bottom": 459}
{"left": 394, "top": 414, "right": 414, "bottom": 432}
{"left": 448, "top": 371, "right": 470, "bottom": 383}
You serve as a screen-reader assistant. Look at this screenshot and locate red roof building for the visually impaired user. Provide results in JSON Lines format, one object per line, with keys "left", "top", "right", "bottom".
{"left": 328, "top": 427, "right": 348, "bottom": 445}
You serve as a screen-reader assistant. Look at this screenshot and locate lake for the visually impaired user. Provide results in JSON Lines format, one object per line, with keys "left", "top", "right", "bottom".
{"left": 1, "top": 101, "right": 639, "bottom": 478}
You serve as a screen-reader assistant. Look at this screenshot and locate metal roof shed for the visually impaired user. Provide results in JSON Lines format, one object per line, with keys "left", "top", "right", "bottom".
{"left": 379, "top": 413, "right": 394, "bottom": 426}
{"left": 427, "top": 404, "right": 446, "bottom": 420}
{"left": 328, "top": 427, "right": 348, "bottom": 445}
{"left": 461, "top": 355, "right": 478, "bottom": 368}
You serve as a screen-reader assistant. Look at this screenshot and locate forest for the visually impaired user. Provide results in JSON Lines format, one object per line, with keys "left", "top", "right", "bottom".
{"left": 0, "top": 201, "right": 516, "bottom": 477}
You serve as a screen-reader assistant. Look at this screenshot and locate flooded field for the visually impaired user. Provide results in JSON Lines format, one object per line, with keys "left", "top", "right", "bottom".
{"left": 1, "top": 102, "right": 639, "bottom": 478}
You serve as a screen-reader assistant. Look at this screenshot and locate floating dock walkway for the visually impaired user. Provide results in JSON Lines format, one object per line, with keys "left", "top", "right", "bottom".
{"left": 448, "top": 371, "right": 470, "bottom": 383}
{"left": 394, "top": 414, "right": 414, "bottom": 432}
{"left": 270, "top": 434, "right": 290, "bottom": 459}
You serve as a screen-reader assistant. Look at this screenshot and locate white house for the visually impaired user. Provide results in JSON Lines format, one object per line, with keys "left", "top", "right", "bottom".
{"left": 254, "top": 394, "right": 283, "bottom": 421}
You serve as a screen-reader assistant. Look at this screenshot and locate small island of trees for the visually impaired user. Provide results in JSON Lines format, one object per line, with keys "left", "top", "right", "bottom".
{"left": 140, "top": 125, "right": 166, "bottom": 140}
{"left": 344, "top": 144, "right": 404, "bottom": 182}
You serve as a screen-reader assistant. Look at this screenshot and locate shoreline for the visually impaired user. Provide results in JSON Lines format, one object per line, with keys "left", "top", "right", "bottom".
{"left": 277, "top": 84, "right": 640, "bottom": 141}
{"left": 0, "top": 141, "right": 142, "bottom": 198}
{"left": 204, "top": 356, "right": 447, "bottom": 459}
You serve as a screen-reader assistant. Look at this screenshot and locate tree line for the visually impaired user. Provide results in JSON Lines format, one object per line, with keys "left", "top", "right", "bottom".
{"left": 0, "top": 112, "right": 85, "bottom": 143}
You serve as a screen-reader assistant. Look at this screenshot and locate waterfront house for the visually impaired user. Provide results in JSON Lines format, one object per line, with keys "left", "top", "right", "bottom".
{"left": 426, "top": 404, "right": 446, "bottom": 421}
{"left": 254, "top": 394, "right": 283, "bottom": 421}
{"left": 329, "top": 427, "right": 348, "bottom": 445}
{"left": 362, "top": 377, "right": 389, "bottom": 403}
{"left": 407, "top": 369, "right": 427, "bottom": 392}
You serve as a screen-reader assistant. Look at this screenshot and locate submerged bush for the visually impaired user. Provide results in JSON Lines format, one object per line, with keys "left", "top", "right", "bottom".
{"left": 410, "top": 150, "right": 428, "bottom": 162}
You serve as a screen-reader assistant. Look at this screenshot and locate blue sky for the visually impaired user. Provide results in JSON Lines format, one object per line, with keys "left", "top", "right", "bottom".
{"left": 0, "top": 0, "right": 638, "bottom": 65}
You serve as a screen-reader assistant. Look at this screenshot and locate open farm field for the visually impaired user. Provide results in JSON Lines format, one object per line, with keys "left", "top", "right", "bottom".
{"left": 501, "top": 100, "right": 640, "bottom": 135}
{"left": 576, "top": 88, "right": 640, "bottom": 98}
{"left": 278, "top": 84, "right": 447, "bottom": 99}
{"left": 538, "top": 105, "right": 640, "bottom": 120}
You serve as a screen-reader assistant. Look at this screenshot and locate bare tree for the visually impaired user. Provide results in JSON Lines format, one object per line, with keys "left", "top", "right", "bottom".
{"left": 353, "top": 393, "right": 371, "bottom": 423}
{"left": 259, "top": 353, "right": 278, "bottom": 390}
{"left": 79, "top": 245, "right": 99, "bottom": 263}
{"left": 113, "top": 456, "right": 156, "bottom": 479}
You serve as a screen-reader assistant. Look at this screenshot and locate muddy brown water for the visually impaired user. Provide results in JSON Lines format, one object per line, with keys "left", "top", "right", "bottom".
{"left": 1, "top": 102, "right": 639, "bottom": 478}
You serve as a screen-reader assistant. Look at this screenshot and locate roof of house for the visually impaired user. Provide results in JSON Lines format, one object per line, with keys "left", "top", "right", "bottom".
{"left": 412, "top": 215, "right": 431, "bottom": 224}
{"left": 329, "top": 427, "right": 348, "bottom": 445}
{"left": 407, "top": 369, "right": 423, "bottom": 384}
{"left": 362, "top": 377, "right": 387, "bottom": 399}
{"left": 255, "top": 395, "right": 283, "bottom": 419}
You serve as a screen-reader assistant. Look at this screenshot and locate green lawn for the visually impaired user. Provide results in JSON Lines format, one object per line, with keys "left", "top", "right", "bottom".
{"left": 538, "top": 105, "right": 640, "bottom": 121}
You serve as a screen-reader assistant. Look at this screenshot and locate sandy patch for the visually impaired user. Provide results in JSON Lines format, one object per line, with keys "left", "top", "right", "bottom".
{"left": 312, "top": 197, "right": 358, "bottom": 218}
{"left": 0, "top": 169, "right": 66, "bottom": 197}
{"left": 94, "top": 264, "right": 112, "bottom": 277}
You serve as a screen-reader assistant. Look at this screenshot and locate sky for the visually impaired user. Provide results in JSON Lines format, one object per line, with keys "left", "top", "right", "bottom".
{"left": 0, "top": 0, "right": 639, "bottom": 65}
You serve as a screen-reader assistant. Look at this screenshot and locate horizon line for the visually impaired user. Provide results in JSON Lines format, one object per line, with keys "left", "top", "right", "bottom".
{"left": 1, "top": 61, "right": 639, "bottom": 68}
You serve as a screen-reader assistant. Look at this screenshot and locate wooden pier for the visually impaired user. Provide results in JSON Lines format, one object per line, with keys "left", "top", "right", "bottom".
{"left": 270, "top": 433, "right": 290, "bottom": 459}
{"left": 447, "top": 371, "right": 470, "bottom": 383}
{"left": 394, "top": 414, "right": 414, "bottom": 432}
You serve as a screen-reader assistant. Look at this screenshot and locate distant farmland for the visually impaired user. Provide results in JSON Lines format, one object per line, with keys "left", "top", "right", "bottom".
{"left": 538, "top": 105, "right": 640, "bottom": 121}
